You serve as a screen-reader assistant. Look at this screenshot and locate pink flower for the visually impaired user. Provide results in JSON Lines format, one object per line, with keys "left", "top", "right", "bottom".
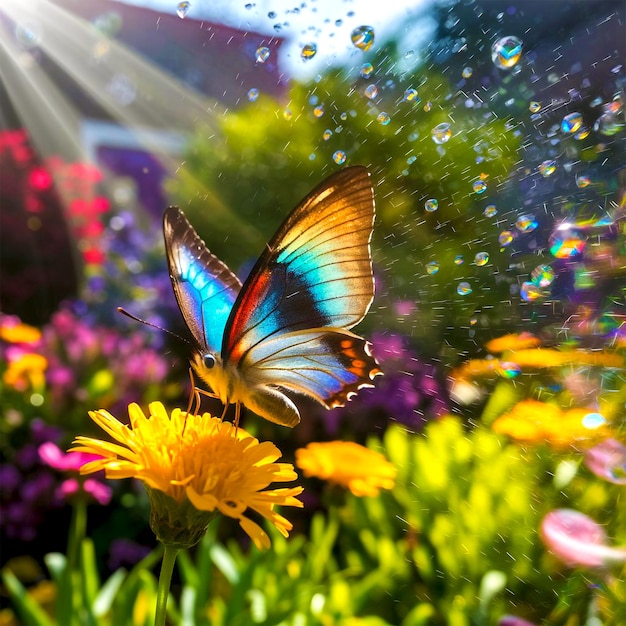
{"left": 540, "top": 509, "right": 626, "bottom": 568}
{"left": 59, "top": 478, "right": 112, "bottom": 505}
{"left": 584, "top": 439, "right": 626, "bottom": 485}
{"left": 39, "top": 442, "right": 101, "bottom": 471}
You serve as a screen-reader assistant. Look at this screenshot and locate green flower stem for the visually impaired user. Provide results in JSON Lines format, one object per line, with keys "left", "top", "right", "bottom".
{"left": 154, "top": 544, "right": 180, "bottom": 626}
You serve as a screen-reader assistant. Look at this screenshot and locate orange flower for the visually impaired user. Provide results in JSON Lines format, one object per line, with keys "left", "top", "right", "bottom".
{"left": 485, "top": 332, "right": 542, "bottom": 353}
{"left": 492, "top": 400, "right": 612, "bottom": 449}
{"left": 296, "top": 441, "right": 396, "bottom": 497}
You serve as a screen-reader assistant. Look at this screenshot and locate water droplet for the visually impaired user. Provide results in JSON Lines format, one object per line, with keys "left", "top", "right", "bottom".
{"left": 15, "top": 21, "right": 42, "bottom": 48}
{"left": 574, "top": 127, "right": 590, "bottom": 140}
{"left": 539, "top": 159, "right": 556, "bottom": 177}
{"left": 364, "top": 84, "right": 378, "bottom": 99}
{"left": 531, "top": 264, "right": 555, "bottom": 287}
{"left": 576, "top": 174, "right": 591, "bottom": 188}
{"left": 176, "top": 1, "right": 191, "bottom": 19}
{"left": 332, "top": 150, "right": 346, "bottom": 165}
{"left": 322, "top": 129, "right": 332, "bottom": 141}
{"left": 424, "top": 198, "right": 438, "bottom": 212}
{"left": 407, "top": 155, "right": 417, "bottom": 165}
{"left": 520, "top": 281, "right": 545, "bottom": 301}
{"left": 474, "top": 252, "right": 489, "bottom": 266}
{"left": 462, "top": 67, "right": 473, "bottom": 78}
{"left": 301, "top": 43, "right": 317, "bottom": 60}
{"left": 268, "top": 11, "right": 277, "bottom": 19}
{"left": 431, "top": 122, "right": 452, "bottom": 144}
{"left": 340, "top": 112, "right": 348, "bottom": 121}
{"left": 515, "top": 214, "right": 538, "bottom": 233}
{"left": 247, "top": 88, "right": 259, "bottom": 102}
{"left": 313, "top": 104, "right": 325, "bottom": 118}
{"left": 497, "top": 362, "right": 521, "bottom": 378}
{"left": 594, "top": 112, "right": 625, "bottom": 136}
{"left": 491, "top": 35, "right": 523, "bottom": 69}
{"left": 457, "top": 281, "right": 472, "bottom": 296}
{"left": 561, "top": 112, "right": 583, "bottom": 134}
{"left": 498, "top": 230, "right": 515, "bottom": 246}
{"left": 473, "top": 179, "right": 487, "bottom": 194}
{"left": 377, "top": 112, "right": 391, "bottom": 126}
{"left": 484, "top": 204, "right": 497, "bottom": 217}
{"left": 255, "top": 46, "right": 270, "bottom": 63}
{"left": 403, "top": 88, "right": 420, "bottom": 103}
{"left": 423, "top": 101, "right": 432, "bottom": 112}
{"left": 549, "top": 230, "right": 586, "bottom": 258}
{"left": 454, "top": 255, "right": 464, "bottom": 266}
{"left": 351, "top": 25, "right": 375, "bottom": 52}
{"left": 582, "top": 412, "right": 607, "bottom": 430}
{"left": 426, "top": 261, "right": 440, "bottom": 275}
{"left": 283, "top": 108, "right": 293, "bottom": 121}
{"left": 529, "top": 101, "right": 542, "bottom": 113}
{"left": 360, "top": 63, "right": 374, "bottom": 78}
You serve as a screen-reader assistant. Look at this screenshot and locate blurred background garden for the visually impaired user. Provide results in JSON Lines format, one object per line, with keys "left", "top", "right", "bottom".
{"left": 1, "top": 0, "right": 625, "bottom": 624}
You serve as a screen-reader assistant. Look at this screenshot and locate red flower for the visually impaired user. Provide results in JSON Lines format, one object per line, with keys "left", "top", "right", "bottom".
{"left": 28, "top": 167, "right": 53, "bottom": 191}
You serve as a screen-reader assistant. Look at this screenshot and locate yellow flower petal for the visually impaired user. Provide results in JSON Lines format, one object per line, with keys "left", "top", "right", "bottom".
{"left": 72, "top": 402, "right": 303, "bottom": 549}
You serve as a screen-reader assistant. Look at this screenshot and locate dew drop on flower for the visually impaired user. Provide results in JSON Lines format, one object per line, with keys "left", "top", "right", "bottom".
{"left": 322, "top": 129, "right": 332, "bottom": 140}
{"left": 574, "top": 127, "right": 590, "bottom": 140}
{"left": 364, "top": 84, "right": 378, "bottom": 99}
{"left": 403, "top": 88, "right": 419, "bottom": 102}
{"left": 498, "top": 230, "right": 515, "bottom": 246}
{"left": 431, "top": 122, "right": 452, "bottom": 144}
{"left": 531, "top": 264, "right": 555, "bottom": 287}
{"left": 549, "top": 230, "right": 586, "bottom": 258}
{"left": 426, "top": 261, "right": 440, "bottom": 275}
{"left": 474, "top": 252, "right": 489, "bottom": 266}
{"left": 582, "top": 412, "right": 607, "bottom": 430}
{"left": 247, "top": 88, "right": 259, "bottom": 102}
{"left": 377, "top": 112, "right": 391, "bottom": 126}
{"left": 539, "top": 159, "right": 556, "bottom": 177}
{"left": 424, "top": 198, "right": 438, "bottom": 212}
{"left": 594, "top": 112, "right": 624, "bottom": 136}
{"left": 515, "top": 214, "right": 538, "bottom": 233}
{"left": 313, "top": 104, "right": 325, "bottom": 118}
{"left": 491, "top": 35, "right": 523, "bottom": 69}
{"left": 457, "top": 281, "right": 472, "bottom": 296}
{"left": 462, "top": 67, "right": 473, "bottom": 78}
{"left": 529, "top": 101, "right": 542, "bottom": 113}
{"left": 255, "top": 46, "right": 270, "bottom": 63}
{"left": 473, "top": 179, "right": 487, "bottom": 194}
{"left": 454, "top": 255, "right": 464, "bottom": 265}
{"left": 561, "top": 112, "right": 583, "bottom": 134}
{"left": 496, "top": 362, "right": 521, "bottom": 378}
{"left": 360, "top": 62, "right": 374, "bottom": 78}
{"left": 301, "top": 43, "right": 317, "bottom": 60}
{"left": 176, "top": 1, "right": 191, "bottom": 19}
{"left": 484, "top": 204, "right": 497, "bottom": 217}
{"left": 520, "top": 281, "right": 544, "bottom": 302}
{"left": 332, "top": 150, "right": 346, "bottom": 165}
{"left": 351, "top": 25, "right": 375, "bottom": 51}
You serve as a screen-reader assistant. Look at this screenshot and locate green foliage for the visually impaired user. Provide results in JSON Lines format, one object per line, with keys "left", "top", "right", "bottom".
{"left": 4, "top": 418, "right": 624, "bottom": 625}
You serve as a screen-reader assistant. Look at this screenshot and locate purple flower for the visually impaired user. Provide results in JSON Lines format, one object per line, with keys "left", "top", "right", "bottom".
{"left": 107, "top": 538, "right": 152, "bottom": 571}
{"left": 499, "top": 617, "right": 537, "bottom": 626}
{"left": 541, "top": 509, "right": 626, "bottom": 568}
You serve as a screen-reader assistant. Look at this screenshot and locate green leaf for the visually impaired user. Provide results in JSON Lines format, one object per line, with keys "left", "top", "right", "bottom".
{"left": 93, "top": 569, "right": 126, "bottom": 617}
{"left": 1, "top": 568, "right": 55, "bottom": 626}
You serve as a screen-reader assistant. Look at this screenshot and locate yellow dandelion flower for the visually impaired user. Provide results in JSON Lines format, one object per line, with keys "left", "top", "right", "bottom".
{"left": 511, "top": 348, "right": 623, "bottom": 369}
{"left": 72, "top": 402, "right": 303, "bottom": 550}
{"left": 492, "top": 400, "right": 612, "bottom": 449}
{"left": 3, "top": 353, "right": 47, "bottom": 391}
{"left": 0, "top": 321, "right": 41, "bottom": 344}
{"left": 296, "top": 441, "right": 396, "bottom": 497}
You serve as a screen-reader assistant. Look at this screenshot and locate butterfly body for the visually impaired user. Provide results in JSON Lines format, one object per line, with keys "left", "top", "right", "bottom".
{"left": 164, "top": 166, "right": 381, "bottom": 427}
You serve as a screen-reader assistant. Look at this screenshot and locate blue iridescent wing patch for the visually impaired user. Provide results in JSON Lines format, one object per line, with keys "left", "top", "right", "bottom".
{"left": 163, "top": 207, "right": 241, "bottom": 355}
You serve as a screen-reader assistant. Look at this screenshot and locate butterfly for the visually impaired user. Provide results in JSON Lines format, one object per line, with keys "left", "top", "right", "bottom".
{"left": 163, "top": 165, "right": 381, "bottom": 427}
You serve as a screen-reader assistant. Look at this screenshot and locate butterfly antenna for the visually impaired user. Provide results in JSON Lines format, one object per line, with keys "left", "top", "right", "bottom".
{"left": 117, "top": 307, "right": 191, "bottom": 346}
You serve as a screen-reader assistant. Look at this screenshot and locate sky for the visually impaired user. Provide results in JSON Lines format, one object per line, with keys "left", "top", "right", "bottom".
{"left": 116, "top": 0, "right": 438, "bottom": 78}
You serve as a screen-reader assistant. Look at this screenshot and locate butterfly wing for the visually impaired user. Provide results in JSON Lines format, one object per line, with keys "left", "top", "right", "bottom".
{"left": 222, "top": 165, "right": 379, "bottom": 414}
{"left": 163, "top": 206, "right": 242, "bottom": 355}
